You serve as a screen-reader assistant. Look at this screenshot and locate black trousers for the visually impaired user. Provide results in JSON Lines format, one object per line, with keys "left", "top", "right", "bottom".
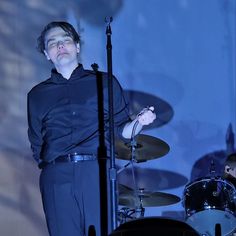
{"left": 39, "top": 160, "right": 106, "bottom": 236}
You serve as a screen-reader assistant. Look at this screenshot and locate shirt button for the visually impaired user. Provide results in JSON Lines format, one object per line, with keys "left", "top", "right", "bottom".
{"left": 72, "top": 111, "right": 76, "bottom": 115}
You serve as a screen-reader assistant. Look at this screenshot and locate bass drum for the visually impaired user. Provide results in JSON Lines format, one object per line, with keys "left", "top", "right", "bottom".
{"left": 183, "top": 176, "right": 236, "bottom": 236}
{"left": 109, "top": 217, "right": 200, "bottom": 236}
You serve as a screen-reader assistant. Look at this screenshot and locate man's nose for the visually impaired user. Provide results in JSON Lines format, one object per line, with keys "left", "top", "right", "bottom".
{"left": 57, "top": 41, "right": 64, "bottom": 48}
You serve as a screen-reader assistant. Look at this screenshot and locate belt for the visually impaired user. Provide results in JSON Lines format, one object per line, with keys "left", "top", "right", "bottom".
{"left": 40, "top": 153, "right": 97, "bottom": 169}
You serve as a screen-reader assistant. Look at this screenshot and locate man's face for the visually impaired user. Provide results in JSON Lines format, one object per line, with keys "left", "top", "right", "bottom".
{"left": 43, "top": 27, "right": 80, "bottom": 68}
{"left": 225, "top": 164, "right": 236, "bottom": 178}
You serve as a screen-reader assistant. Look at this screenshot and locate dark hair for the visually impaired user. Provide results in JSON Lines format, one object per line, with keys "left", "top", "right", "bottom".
{"left": 223, "top": 152, "right": 236, "bottom": 178}
{"left": 37, "top": 21, "right": 80, "bottom": 54}
{"left": 225, "top": 153, "right": 236, "bottom": 166}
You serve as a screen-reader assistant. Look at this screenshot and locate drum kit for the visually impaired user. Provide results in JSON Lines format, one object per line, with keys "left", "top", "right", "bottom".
{"left": 115, "top": 134, "right": 236, "bottom": 236}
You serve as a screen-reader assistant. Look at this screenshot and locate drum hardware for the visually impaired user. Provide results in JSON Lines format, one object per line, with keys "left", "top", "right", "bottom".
{"left": 118, "top": 185, "right": 146, "bottom": 224}
{"left": 134, "top": 205, "right": 145, "bottom": 218}
{"left": 203, "top": 201, "right": 209, "bottom": 209}
{"left": 116, "top": 133, "right": 182, "bottom": 231}
{"left": 117, "top": 133, "right": 175, "bottom": 210}
{"left": 212, "top": 190, "right": 219, "bottom": 197}
{"left": 118, "top": 204, "right": 145, "bottom": 221}
{"left": 117, "top": 207, "right": 137, "bottom": 224}
{"left": 118, "top": 185, "right": 180, "bottom": 227}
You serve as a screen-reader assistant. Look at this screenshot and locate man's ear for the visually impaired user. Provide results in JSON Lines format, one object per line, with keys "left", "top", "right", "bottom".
{"left": 225, "top": 165, "right": 231, "bottom": 173}
{"left": 44, "top": 50, "right": 50, "bottom": 60}
{"left": 76, "top": 43, "right": 80, "bottom": 53}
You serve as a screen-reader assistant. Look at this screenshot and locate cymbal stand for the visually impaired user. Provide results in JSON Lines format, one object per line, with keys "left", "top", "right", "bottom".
{"left": 118, "top": 107, "right": 152, "bottom": 174}
{"left": 135, "top": 188, "right": 145, "bottom": 218}
{"left": 117, "top": 161, "right": 131, "bottom": 174}
{"left": 130, "top": 120, "right": 146, "bottom": 217}
{"left": 135, "top": 206, "right": 145, "bottom": 218}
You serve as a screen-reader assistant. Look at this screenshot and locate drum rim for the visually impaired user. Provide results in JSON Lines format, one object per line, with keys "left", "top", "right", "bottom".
{"left": 185, "top": 206, "right": 236, "bottom": 217}
{"left": 184, "top": 176, "right": 236, "bottom": 190}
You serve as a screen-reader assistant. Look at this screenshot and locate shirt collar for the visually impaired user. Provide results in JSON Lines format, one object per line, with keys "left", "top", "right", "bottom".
{"left": 50, "top": 64, "right": 89, "bottom": 83}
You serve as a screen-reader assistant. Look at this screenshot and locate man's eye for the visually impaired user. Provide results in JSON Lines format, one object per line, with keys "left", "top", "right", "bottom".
{"left": 48, "top": 43, "right": 56, "bottom": 48}
{"left": 64, "top": 39, "right": 72, "bottom": 43}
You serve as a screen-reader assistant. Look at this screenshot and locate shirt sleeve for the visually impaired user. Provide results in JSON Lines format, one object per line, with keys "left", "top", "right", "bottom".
{"left": 27, "top": 91, "right": 43, "bottom": 164}
{"left": 112, "top": 76, "right": 131, "bottom": 141}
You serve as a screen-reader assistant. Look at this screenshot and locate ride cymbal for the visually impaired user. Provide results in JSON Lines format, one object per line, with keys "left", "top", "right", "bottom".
{"left": 115, "top": 134, "right": 169, "bottom": 162}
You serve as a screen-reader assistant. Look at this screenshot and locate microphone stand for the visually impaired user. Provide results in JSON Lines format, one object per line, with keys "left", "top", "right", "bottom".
{"left": 91, "top": 63, "right": 108, "bottom": 236}
{"left": 106, "top": 17, "right": 118, "bottom": 232}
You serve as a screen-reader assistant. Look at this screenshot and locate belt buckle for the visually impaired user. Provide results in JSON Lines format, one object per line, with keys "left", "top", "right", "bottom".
{"left": 74, "top": 155, "right": 82, "bottom": 162}
{"left": 67, "top": 153, "right": 96, "bottom": 162}
{"left": 68, "top": 153, "right": 77, "bottom": 162}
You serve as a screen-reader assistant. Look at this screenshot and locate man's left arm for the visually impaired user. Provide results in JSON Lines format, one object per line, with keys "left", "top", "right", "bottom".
{"left": 111, "top": 76, "right": 156, "bottom": 139}
{"left": 122, "top": 106, "right": 156, "bottom": 139}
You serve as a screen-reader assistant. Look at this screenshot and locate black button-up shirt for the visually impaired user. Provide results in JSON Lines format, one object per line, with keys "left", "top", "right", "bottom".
{"left": 27, "top": 64, "right": 130, "bottom": 164}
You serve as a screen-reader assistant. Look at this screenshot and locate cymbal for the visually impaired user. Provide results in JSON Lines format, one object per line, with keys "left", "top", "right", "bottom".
{"left": 118, "top": 167, "right": 188, "bottom": 191}
{"left": 119, "top": 189, "right": 180, "bottom": 207}
{"left": 118, "top": 184, "right": 133, "bottom": 195}
{"left": 124, "top": 90, "right": 174, "bottom": 129}
{"left": 115, "top": 134, "right": 170, "bottom": 162}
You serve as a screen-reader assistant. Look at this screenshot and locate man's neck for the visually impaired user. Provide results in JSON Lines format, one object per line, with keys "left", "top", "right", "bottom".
{"left": 56, "top": 63, "right": 79, "bottom": 80}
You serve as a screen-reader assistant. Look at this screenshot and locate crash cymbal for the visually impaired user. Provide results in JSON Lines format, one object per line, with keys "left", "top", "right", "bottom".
{"left": 119, "top": 189, "right": 180, "bottom": 207}
{"left": 124, "top": 90, "right": 174, "bottom": 129}
{"left": 115, "top": 134, "right": 169, "bottom": 162}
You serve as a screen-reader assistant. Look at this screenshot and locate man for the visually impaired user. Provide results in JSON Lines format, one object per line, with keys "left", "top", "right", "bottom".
{"left": 223, "top": 153, "right": 236, "bottom": 236}
{"left": 224, "top": 153, "right": 236, "bottom": 187}
{"left": 27, "top": 21, "right": 156, "bottom": 236}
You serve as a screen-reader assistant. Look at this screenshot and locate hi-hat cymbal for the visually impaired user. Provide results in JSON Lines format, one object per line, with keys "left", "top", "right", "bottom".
{"left": 119, "top": 189, "right": 180, "bottom": 207}
{"left": 115, "top": 134, "right": 169, "bottom": 162}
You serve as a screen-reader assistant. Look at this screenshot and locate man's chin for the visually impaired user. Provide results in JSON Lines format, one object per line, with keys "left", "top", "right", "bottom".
{"left": 56, "top": 57, "right": 72, "bottom": 65}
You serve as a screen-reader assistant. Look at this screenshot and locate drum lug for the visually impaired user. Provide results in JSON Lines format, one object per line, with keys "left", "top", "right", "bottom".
{"left": 203, "top": 200, "right": 208, "bottom": 207}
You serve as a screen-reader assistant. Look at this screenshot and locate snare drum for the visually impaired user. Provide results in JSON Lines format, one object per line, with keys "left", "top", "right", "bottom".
{"left": 183, "top": 176, "right": 236, "bottom": 236}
